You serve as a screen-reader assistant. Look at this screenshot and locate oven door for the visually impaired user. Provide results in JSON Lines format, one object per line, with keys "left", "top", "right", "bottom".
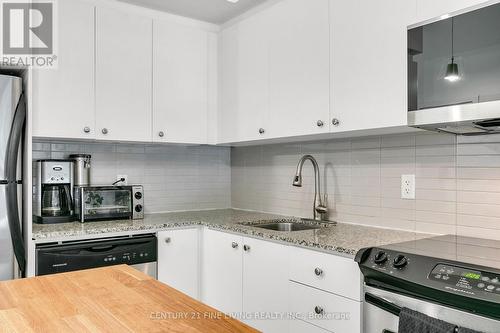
{"left": 364, "top": 285, "right": 500, "bottom": 333}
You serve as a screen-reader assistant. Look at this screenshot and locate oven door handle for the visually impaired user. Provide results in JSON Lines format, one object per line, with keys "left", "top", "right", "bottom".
{"left": 365, "top": 292, "right": 402, "bottom": 316}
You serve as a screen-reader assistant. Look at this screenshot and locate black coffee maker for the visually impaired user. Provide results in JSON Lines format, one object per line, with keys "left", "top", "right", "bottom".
{"left": 33, "top": 160, "right": 74, "bottom": 224}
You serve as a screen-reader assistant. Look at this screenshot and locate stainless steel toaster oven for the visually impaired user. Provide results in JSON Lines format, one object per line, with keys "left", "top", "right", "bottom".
{"left": 75, "top": 185, "right": 144, "bottom": 222}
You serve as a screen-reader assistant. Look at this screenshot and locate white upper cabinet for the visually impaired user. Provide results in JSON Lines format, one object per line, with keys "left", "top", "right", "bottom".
{"left": 416, "top": 0, "right": 492, "bottom": 23}
{"left": 32, "top": 0, "right": 95, "bottom": 139}
{"left": 95, "top": 6, "right": 152, "bottom": 142}
{"left": 153, "top": 21, "right": 210, "bottom": 144}
{"left": 266, "top": 0, "right": 330, "bottom": 139}
{"left": 219, "top": 11, "right": 270, "bottom": 143}
{"left": 218, "top": 0, "right": 330, "bottom": 143}
{"left": 218, "top": 25, "right": 240, "bottom": 143}
{"left": 330, "top": 0, "right": 417, "bottom": 132}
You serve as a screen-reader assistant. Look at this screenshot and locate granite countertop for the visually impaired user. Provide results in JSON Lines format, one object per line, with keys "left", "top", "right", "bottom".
{"left": 32, "top": 209, "right": 431, "bottom": 257}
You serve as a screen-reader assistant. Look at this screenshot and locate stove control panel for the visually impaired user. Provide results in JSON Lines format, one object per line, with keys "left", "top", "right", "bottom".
{"left": 356, "top": 246, "right": 500, "bottom": 319}
{"left": 430, "top": 264, "right": 500, "bottom": 295}
{"left": 369, "top": 250, "right": 410, "bottom": 270}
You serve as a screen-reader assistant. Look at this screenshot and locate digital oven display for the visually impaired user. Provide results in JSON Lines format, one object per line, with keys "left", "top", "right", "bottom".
{"left": 462, "top": 272, "right": 481, "bottom": 280}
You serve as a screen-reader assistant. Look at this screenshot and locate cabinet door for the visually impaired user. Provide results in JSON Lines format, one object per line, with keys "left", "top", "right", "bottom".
{"left": 331, "top": 0, "right": 416, "bottom": 132}
{"left": 236, "top": 12, "right": 270, "bottom": 142}
{"left": 95, "top": 6, "right": 152, "bottom": 142}
{"left": 153, "top": 21, "right": 208, "bottom": 144}
{"left": 157, "top": 229, "right": 199, "bottom": 300}
{"left": 201, "top": 229, "right": 243, "bottom": 315}
{"left": 416, "top": 0, "right": 491, "bottom": 22}
{"left": 267, "top": 0, "right": 330, "bottom": 139}
{"left": 218, "top": 25, "right": 239, "bottom": 143}
{"left": 219, "top": 12, "right": 269, "bottom": 143}
{"left": 32, "top": 0, "right": 95, "bottom": 139}
{"left": 242, "top": 237, "right": 289, "bottom": 333}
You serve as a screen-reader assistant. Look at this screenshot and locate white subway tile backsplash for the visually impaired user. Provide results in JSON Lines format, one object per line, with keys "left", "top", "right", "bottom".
{"left": 33, "top": 131, "right": 500, "bottom": 241}
{"left": 33, "top": 140, "right": 231, "bottom": 213}
{"left": 232, "top": 132, "right": 500, "bottom": 240}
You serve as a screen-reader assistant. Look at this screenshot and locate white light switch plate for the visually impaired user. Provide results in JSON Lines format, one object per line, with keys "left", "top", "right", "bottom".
{"left": 401, "top": 174, "right": 415, "bottom": 200}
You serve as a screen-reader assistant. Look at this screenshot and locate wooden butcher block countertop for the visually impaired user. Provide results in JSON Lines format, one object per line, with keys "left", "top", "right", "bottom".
{"left": 0, "top": 265, "right": 259, "bottom": 333}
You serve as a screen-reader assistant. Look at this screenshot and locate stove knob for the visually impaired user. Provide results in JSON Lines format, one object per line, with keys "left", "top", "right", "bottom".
{"left": 374, "top": 251, "right": 388, "bottom": 264}
{"left": 393, "top": 254, "right": 408, "bottom": 269}
{"left": 135, "top": 204, "right": 143, "bottom": 213}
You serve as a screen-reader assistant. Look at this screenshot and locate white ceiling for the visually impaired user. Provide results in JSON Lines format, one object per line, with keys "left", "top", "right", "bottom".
{"left": 116, "top": 0, "right": 270, "bottom": 24}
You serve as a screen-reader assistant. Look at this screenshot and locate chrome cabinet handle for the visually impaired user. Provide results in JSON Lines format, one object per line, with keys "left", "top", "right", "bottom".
{"left": 231, "top": 242, "right": 238, "bottom": 249}
{"left": 83, "top": 127, "right": 91, "bottom": 133}
{"left": 314, "top": 306, "right": 324, "bottom": 315}
{"left": 243, "top": 245, "right": 251, "bottom": 252}
{"left": 158, "top": 131, "right": 165, "bottom": 137}
{"left": 332, "top": 118, "right": 340, "bottom": 126}
{"left": 314, "top": 268, "right": 323, "bottom": 276}
{"left": 258, "top": 128, "right": 265, "bottom": 135}
{"left": 165, "top": 237, "right": 171, "bottom": 244}
{"left": 102, "top": 128, "right": 108, "bottom": 135}
{"left": 317, "top": 120, "right": 324, "bottom": 127}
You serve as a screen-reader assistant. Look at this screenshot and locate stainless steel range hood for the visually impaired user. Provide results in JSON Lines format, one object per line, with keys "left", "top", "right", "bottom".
{"left": 407, "top": 2, "right": 500, "bottom": 136}
{"left": 408, "top": 100, "right": 500, "bottom": 135}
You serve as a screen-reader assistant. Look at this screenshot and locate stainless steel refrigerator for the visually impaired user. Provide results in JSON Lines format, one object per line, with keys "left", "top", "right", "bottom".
{"left": 0, "top": 74, "right": 26, "bottom": 280}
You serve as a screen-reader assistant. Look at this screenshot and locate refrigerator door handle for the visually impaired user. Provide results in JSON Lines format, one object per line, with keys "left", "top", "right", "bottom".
{"left": 5, "top": 94, "right": 26, "bottom": 276}
{"left": 5, "top": 93, "right": 25, "bottom": 181}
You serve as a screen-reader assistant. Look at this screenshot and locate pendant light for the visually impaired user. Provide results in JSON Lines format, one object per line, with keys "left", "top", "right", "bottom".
{"left": 445, "top": 17, "right": 460, "bottom": 82}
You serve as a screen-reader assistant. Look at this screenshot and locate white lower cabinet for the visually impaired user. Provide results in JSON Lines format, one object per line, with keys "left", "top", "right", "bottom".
{"left": 289, "top": 245, "right": 362, "bottom": 301}
{"left": 201, "top": 228, "right": 243, "bottom": 315}
{"left": 157, "top": 229, "right": 199, "bottom": 299}
{"left": 290, "top": 319, "right": 333, "bottom": 333}
{"left": 289, "top": 281, "right": 362, "bottom": 333}
{"left": 159, "top": 228, "right": 362, "bottom": 333}
{"left": 242, "top": 237, "right": 289, "bottom": 332}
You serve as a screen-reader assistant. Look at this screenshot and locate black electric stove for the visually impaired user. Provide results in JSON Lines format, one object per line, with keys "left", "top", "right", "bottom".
{"left": 356, "top": 235, "right": 500, "bottom": 321}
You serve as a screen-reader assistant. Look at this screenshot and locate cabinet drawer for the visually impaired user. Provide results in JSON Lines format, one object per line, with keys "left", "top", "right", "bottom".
{"left": 289, "top": 246, "right": 361, "bottom": 301}
{"left": 289, "top": 281, "right": 361, "bottom": 333}
{"left": 290, "top": 318, "right": 333, "bottom": 333}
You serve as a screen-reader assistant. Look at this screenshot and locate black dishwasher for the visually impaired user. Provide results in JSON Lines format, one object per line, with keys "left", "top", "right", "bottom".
{"left": 36, "top": 234, "right": 157, "bottom": 277}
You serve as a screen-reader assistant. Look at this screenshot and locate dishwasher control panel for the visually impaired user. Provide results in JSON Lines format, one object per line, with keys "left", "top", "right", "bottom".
{"left": 36, "top": 234, "right": 157, "bottom": 276}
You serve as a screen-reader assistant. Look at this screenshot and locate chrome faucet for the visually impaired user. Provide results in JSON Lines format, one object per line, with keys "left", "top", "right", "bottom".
{"left": 292, "top": 155, "right": 328, "bottom": 221}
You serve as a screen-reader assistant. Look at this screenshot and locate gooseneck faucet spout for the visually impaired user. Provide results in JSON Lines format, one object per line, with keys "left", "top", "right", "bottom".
{"left": 292, "top": 155, "right": 328, "bottom": 221}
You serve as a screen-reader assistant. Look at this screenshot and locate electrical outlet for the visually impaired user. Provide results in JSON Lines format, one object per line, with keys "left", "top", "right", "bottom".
{"left": 401, "top": 174, "right": 415, "bottom": 200}
{"left": 117, "top": 175, "right": 128, "bottom": 185}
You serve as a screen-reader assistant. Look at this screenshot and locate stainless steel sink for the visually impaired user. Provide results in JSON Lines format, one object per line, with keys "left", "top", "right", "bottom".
{"left": 252, "top": 222, "right": 321, "bottom": 232}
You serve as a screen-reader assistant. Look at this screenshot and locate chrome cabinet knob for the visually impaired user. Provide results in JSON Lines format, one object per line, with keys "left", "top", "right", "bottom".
{"left": 231, "top": 242, "right": 238, "bottom": 249}
{"left": 83, "top": 127, "right": 91, "bottom": 133}
{"left": 165, "top": 237, "right": 171, "bottom": 244}
{"left": 314, "top": 268, "right": 323, "bottom": 276}
{"left": 317, "top": 120, "right": 324, "bottom": 127}
{"left": 314, "top": 306, "right": 324, "bottom": 315}
{"left": 158, "top": 131, "right": 165, "bottom": 137}
{"left": 332, "top": 118, "right": 340, "bottom": 126}
{"left": 102, "top": 128, "right": 108, "bottom": 135}
{"left": 258, "top": 128, "right": 265, "bottom": 135}
{"left": 243, "top": 245, "right": 251, "bottom": 252}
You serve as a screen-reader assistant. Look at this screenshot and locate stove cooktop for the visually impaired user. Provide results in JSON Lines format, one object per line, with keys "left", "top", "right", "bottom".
{"left": 355, "top": 235, "right": 500, "bottom": 320}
